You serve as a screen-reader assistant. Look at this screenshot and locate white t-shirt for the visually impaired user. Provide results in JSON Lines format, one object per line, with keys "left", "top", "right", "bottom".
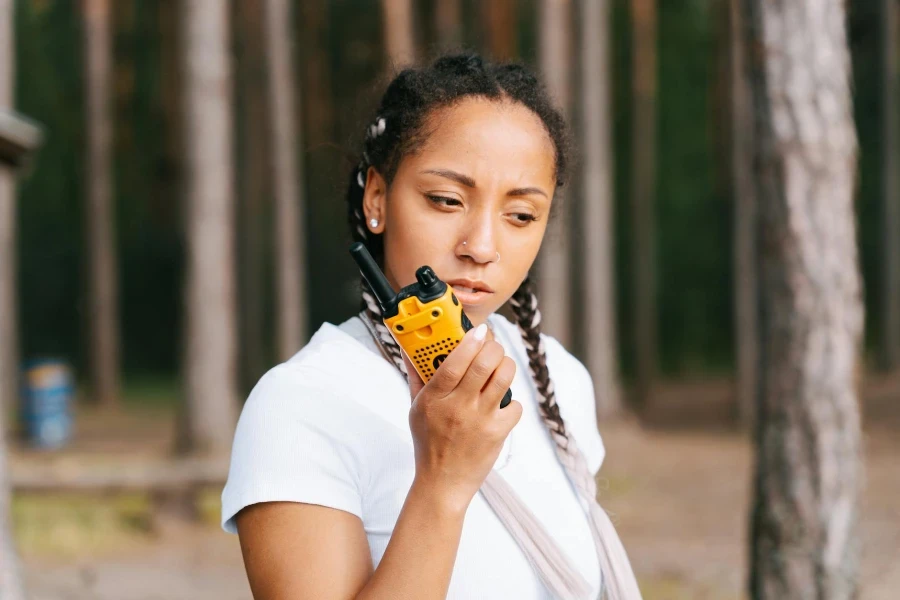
{"left": 221, "top": 312, "right": 606, "bottom": 599}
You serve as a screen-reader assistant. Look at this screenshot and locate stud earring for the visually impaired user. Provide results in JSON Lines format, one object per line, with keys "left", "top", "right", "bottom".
{"left": 369, "top": 218, "right": 378, "bottom": 228}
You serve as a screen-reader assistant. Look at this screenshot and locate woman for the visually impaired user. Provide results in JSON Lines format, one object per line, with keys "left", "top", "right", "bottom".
{"left": 221, "top": 53, "right": 641, "bottom": 600}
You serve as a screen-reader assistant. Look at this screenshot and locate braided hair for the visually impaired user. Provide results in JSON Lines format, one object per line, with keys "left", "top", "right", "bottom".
{"left": 347, "top": 53, "right": 640, "bottom": 600}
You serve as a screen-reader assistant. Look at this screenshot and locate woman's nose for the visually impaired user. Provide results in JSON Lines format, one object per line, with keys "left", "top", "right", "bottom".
{"left": 456, "top": 217, "right": 499, "bottom": 264}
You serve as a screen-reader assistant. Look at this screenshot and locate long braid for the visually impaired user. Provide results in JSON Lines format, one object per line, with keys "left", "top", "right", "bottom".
{"left": 508, "top": 277, "right": 568, "bottom": 438}
{"left": 509, "top": 277, "right": 596, "bottom": 506}
{"left": 510, "top": 277, "right": 642, "bottom": 600}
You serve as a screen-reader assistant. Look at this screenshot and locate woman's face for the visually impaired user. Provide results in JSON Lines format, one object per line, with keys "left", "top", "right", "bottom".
{"left": 361, "top": 97, "right": 557, "bottom": 326}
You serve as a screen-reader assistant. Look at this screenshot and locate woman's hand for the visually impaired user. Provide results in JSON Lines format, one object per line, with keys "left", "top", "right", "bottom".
{"left": 402, "top": 324, "right": 523, "bottom": 513}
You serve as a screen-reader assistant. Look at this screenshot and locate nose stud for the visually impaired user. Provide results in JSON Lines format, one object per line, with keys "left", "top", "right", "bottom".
{"left": 461, "top": 241, "right": 500, "bottom": 262}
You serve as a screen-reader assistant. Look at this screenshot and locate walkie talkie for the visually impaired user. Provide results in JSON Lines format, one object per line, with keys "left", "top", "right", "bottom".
{"left": 350, "top": 242, "right": 512, "bottom": 409}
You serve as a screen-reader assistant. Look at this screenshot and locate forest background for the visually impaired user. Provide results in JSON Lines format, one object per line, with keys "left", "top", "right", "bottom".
{"left": 12, "top": 0, "right": 890, "bottom": 387}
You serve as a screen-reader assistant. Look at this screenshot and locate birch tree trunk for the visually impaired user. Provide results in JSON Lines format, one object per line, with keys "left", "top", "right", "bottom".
{"left": 181, "top": 0, "right": 238, "bottom": 456}
{"left": 537, "top": 0, "right": 573, "bottom": 348}
{"left": 84, "top": 0, "right": 119, "bottom": 409}
{"left": 744, "top": 1, "right": 864, "bottom": 598}
{"left": 0, "top": 0, "right": 25, "bottom": 595}
{"left": 881, "top": 0, "right": 900, "bottom": 371}
{"left": 264, "top": 0, "right": 307, "bottom": 360}
{"left": 435, "top": 0, "right": 462, "bottom": 50}
{"left": 630, "top": 0, "right": 657, "bottom": 407}
{"left": 730, "top": 0, "right": 757, "bottom": 426}
{"left": 579, "top": 0, "right": 620, "bottom": 418}
{"left": 381, "top": 0, "right": 415, "bottom": 69}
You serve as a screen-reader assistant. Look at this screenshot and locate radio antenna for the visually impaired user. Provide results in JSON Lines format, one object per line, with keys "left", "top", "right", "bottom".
{"left": 349, "top": 242, "right": 396, "bottom": 311}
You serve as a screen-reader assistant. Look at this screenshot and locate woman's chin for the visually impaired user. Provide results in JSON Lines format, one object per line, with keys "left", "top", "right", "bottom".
{"left": 460, "top": 304, "right": 495, "bottom": 328}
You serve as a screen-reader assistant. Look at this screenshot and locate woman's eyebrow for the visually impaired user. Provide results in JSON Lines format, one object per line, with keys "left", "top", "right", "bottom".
{"left": 421, "top": 168, "right": 476, "bottom": 188}
{"left": 507, "top": 186, "right": 548, "bottom": 199}
{"left": 422, "top": 168, "right": 548, "bottom": 199}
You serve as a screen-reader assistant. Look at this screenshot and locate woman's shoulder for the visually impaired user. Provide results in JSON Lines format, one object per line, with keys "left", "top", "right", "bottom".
{"left": 240, "top": 316, "right": 408, "bottom": 423}
{"left": 282, "top": 316, "right": 381, "bottom": 375}
{"left": 487, "top": 313, "right": 593, "bottom": 389}
{"left": 222, "top": 317, "right": 392, "bottom": 534}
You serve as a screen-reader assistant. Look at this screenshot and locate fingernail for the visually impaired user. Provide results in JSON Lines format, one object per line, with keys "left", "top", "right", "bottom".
{"left": 473, "top": 323, "right": 488, "bottom": 341}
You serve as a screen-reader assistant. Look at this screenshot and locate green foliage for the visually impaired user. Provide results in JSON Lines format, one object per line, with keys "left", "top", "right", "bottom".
{"left": 12, "top": 0, "right": 886, "bottom": 388}
{"left": 849, "top": 0, "right": 885, "bottom": 362}
{"left": 15, "top": 0, "right": 85, "bottom": 368}
{"left": 655, "top": 0, "right": 732, "bottom": 374}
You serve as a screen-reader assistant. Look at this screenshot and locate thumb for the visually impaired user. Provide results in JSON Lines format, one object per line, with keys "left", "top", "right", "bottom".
{"left": 402, "top": 352, "right": 425, "bottom": 402}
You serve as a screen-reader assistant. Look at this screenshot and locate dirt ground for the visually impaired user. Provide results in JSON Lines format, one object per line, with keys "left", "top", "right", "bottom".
{"left": 16, "top": 375, "right": 900, "bottom": 600}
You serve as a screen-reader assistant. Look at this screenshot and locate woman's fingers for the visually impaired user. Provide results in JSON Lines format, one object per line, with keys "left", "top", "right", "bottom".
{"left": 427, "top": 324, "right": 488, "bottom": 397}
{"left": 494, "top": 397, "right": 523, "bottom": 430}
{"left": 456, "top": 340, "right": 506, "bottom": 398}
{"left": 479, "top": 356, "right": 516, "bottom": 411}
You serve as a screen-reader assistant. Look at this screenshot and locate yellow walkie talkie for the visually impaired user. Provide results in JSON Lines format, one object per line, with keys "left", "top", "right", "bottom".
{"left": 350, "top": 242, "right": 512, "bottom": 408}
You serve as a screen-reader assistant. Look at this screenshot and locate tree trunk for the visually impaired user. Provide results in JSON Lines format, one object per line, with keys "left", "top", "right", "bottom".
{"left": 484, "top": 0, "right": 517, "bottom": 62}
{"left": 579, "top": 0, "right": 620, "bottom": 418}
{"left": 0, "top": 0, "right": 25, "bottom": 595}
{"left": 537, "top": 0, "right": 572, "bottom": 348}
{"left": 744, "top": 1, "right": 864, "bottom": 598}
{"left": 0, "top": 184, "right": 22, "bottom": 599}
{"left": 0, "top": 399, "right": 22, "bottom": 600}
{"left": 84, "top": 0, "right": 120, "bottom": 409}
{"left": 0, "top": 176, "right": 14, "bottom": 421}
{"left": 881, "top": 0, "right": 900, "bottom": 371}
{"left": 298, "top": 0, "right": 334, "bottom": 159}
{"left": 0, "top": 3, "right": 16, "bottom": 422}
{"left": 157, "top": 0, "right": 182, "bottom": 222}
{"left": 159, "top": 0, "right": 194, "bottom": 455}
{"left": 435, "top": 0, "right": 462, "bottom": 50}
{"left": 0, "top": 167, "right": 14, "bottom": 419}
{"left": 264, "top": 0, "right": 307, "bottom": 361}
{"left": 630, "top": 0, "right": 657, "bottom": 408}
{"left": 236, "top": 0, "right": 269, "bottom": 393}
{"left": 181, "top": 0, "right": 238, "bottom": 456}
{"left": 381, "top": 0, "right": 415, "bottom": 69}
{"left": 730, "top": 0, "right": 757, "bottom": 426}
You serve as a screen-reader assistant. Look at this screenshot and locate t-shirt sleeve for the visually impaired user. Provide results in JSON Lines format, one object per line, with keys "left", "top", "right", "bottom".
{"left": 544, "top": 337, "right": 607, "bottom": 477}
{"left": 220, "top": 364, "right": 368, "bottom": 534}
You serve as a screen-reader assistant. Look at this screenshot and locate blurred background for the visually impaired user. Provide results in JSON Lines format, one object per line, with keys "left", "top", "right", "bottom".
{"left": 0, "top": 0, "right": 897, "bottom": 599}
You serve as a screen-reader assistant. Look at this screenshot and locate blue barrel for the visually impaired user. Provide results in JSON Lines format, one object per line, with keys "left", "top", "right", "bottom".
{"left": 21, "top": 359, "right": 73, "bottom": 449}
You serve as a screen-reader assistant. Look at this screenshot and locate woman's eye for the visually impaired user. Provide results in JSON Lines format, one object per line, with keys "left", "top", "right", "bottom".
{"left": 426, "top": 195, "right": 462, "bottom": 207}
{"left": 511, "top": 213, "right": 538, "bottom": 225}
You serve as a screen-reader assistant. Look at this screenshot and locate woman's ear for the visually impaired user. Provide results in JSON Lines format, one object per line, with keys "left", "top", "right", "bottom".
{"left": 362, "top": 166, "right": 387, "bottom": 235}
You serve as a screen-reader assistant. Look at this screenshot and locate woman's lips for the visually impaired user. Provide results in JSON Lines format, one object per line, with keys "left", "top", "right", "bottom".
{"left": 450, "top": 285, "right": 494, "bottom": 305}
